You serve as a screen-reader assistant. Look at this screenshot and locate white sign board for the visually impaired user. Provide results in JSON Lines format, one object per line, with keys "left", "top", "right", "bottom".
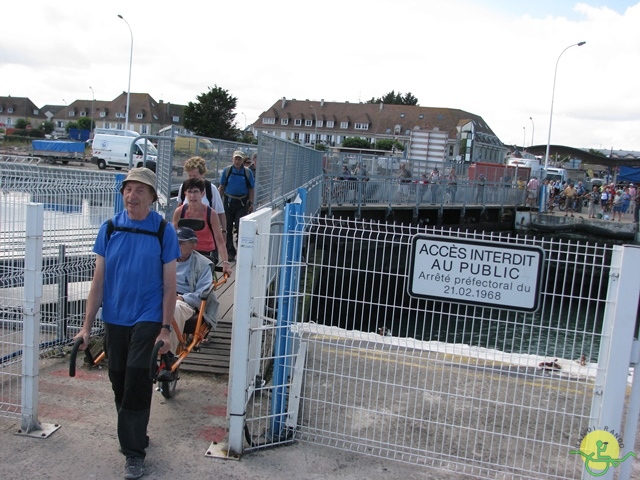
{"left": 409, "top": 235, "right": 544, "bottom": 312}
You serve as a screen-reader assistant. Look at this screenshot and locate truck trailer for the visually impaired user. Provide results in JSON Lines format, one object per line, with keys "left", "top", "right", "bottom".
{"left": 32, "top": 140, "right": 86, "bottom": 164}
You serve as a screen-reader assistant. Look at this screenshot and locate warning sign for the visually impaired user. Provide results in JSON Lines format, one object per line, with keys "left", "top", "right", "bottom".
{"left": 409, "top": 235, "right": 544, "bottom": 312}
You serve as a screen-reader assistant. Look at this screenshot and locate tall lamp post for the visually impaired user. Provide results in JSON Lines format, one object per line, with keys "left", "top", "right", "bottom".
{"left": 522, "top": 126, "right": 526, "bottom": 150}
{"left": 89, "top": 86, "right": 95, "bottom": 138}
{"left": 544, "top": 41, "right": 586, "bottom": 169}
{"left": 529, "top": 117, "right": 534, "bottom": 146}
{"left": 310, "top": 105, "right": 318, "bottom": 148}
{"left": 118, "top": 14, "right": 133, "bottom": 134}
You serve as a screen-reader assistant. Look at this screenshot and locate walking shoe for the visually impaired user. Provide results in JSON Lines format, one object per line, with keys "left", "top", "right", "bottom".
{"left": 124, "top": 456, "right": 144, "bottom": 479}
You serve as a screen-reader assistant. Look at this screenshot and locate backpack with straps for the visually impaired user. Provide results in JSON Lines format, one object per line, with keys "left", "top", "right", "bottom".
{"left": 106, "top": 218, "right": 168, "bottom": 247}
{"left": 179, "top": 204, "right": 215, "bottom": 243}
{"left": 222, "top": 165, "right": 252, "bottom": 190}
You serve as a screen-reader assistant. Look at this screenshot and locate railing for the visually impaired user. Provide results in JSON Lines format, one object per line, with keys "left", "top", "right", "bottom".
{"left": 322, "top": 175, "right": 527, "bottom": 209}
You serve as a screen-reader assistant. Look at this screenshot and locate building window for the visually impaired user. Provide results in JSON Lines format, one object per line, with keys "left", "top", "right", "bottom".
{"left": 354, "top": 123, "right": 369, "bottom": 130}
{"left": 305, "top": 119, "right": 313, "bottom": 127}
{"left": 400, "top": 113, "right": 405, "bottom": 118}
{"left": 340, "top": 121, "right": 348, "bottom": 129}
{"left": 141, "top": 125, "right": 148, "bottom": 134}
{"left": 104, "top": 123, "right": 110, "bottom": 129}
{"left": 7, "top": 108, "right": 13, "bottom": 113}
{"left": 117, "top": 123, "right": 124, "bottom": 130}
{"left": 0, "top": 107, "right": 3, "bottom": 112}
{"left": 136, "top": 113, "right": 143, "bottom": 119}
{"left": 80, "top": 111, "right": 87, "bottom": 117}
{"left": 294, "top": 119, "right": 302, "bottom": 126}
{"left": 262, "top": 117, "right": 275, "bottom": 124}
{"left": 326, "top": 135, "right": 333, "bottom": 144}
{"left": 419, "top": 114, "right": 424, "bottom": 119}
{"left": 326, "top": 120, "right": 334, "bottom": 128}
{"left": 69, "top": 111, "right": 75, "bottom": 117}
{"left": 100, "top": 112, "right": 106, "bottom": 118}
{"left": 293, "top": 132, "right": 300, "bottom": 141}
{"left": 172, "top": 115, "right": 179, "bottom": 122}
{"left": 317, "top": 120, "right": 323, "bottom": 128}
{"left": 304, "top": 133, "right": 310, "bottom": 144}
{"left": 33, "top": 109, "right": 39, "bottom": 115}
{"left": 281, "top": 118, "right": 289, "bottom": 125}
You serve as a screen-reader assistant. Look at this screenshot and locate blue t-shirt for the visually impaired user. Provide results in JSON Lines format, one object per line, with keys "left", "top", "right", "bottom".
{"left": 93, "top": 210, "right": 181, "bottom": 326}
{"left": 220, "top": 166, "right": 255, "bottom": 196}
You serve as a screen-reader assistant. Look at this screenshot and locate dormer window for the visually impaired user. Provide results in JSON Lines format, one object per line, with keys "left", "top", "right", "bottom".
{"left": 100, "top": 112, "right": 106, "bottom": 118}
{"left": 172, "top": 115, "right": 180, "bottom": 122}
{"left": 294, "top": 119, "right": 302, "bottom": 126}
{"left": 7, "top": 107, "right": 13, "bottom": 113}
{"left": 340, "top": 121, "right": 348, "bottom": 129}
{"left": 136, "top": 113, "right": 144, "bottom": 119}
{"left": 33, "top": 109, "right": 39, "bottom": 115}
{"left": 354, "top": 123, "right": 369, "bottom": 130}
{"left": 262, "top": 117, "right": 275, "bottom": 124}
{"left": 326, "top": 120, "right": 334, "bottom": 128}
{"left": 305, "top": 119, "right": 313, "bottom": 127}
{"left": 281, "top": 118, "right": 289, "bottom": 125}
{"left": 69, "top": 111, "right": 75, "bottom": 117}
{"left": 80, "top": 111, "right": 86, "bottom": 117}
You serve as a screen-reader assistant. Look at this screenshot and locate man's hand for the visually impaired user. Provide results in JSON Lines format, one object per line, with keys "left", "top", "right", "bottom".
{"left": 73, "top": 329, "right": 91, "bottom": 351}
{"left": 156, "top": 327, "right": 172, "bottom": 354}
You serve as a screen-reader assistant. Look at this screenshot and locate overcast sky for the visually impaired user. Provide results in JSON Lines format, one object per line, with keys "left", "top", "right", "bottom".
{"left": 2, "top": 0, "right": 639, "bottom": 151}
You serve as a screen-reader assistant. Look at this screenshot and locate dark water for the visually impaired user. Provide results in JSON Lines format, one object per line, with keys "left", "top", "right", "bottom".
{"left": 307, "top": 230, "right": 611, "bottom": 363}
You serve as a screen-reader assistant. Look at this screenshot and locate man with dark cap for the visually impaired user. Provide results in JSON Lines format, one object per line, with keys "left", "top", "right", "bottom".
{"left": 74, "top": 167, "right": 181, "bottom": 479}
{"left": 166, "top": 226, "right": 231, "bottom": 354}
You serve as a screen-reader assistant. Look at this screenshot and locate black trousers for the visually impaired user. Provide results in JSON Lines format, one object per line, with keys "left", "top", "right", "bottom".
{"left": 104, "top": 321, "right": 161, "bottom": 459}
{"left": 224, "top": 196, "right": 248, "bottom": 257}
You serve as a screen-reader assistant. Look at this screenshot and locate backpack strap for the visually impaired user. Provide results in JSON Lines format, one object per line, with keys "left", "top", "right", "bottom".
{"left": 204, "top": 179, "right": 214, "bottom": 205}
{"left": 106, "top": 218, "right": 167, "bottom": 248}
{"left": 223, "top": 165, "right": 252, "bottom": 190}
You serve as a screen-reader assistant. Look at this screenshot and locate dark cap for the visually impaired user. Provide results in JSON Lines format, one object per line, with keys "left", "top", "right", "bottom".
{"left": 176, "top": 227, "right": 198, "bottom": 242}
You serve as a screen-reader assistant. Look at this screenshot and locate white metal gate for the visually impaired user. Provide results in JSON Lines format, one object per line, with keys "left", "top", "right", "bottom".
{"left": 228, "top": 204, "right": 640, "bottom": 479}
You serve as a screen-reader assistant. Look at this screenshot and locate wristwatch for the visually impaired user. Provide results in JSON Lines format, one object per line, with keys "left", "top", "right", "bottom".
{"left": 161, "top": 324, "right": 172, "bottom": 332}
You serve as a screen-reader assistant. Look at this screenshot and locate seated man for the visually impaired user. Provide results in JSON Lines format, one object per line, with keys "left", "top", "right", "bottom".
{"left": 169, "top": 227, "right": 231, "bottom": 353}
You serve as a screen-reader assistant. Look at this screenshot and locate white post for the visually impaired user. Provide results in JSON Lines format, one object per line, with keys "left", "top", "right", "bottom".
{"left": 224, "top": 207, "right": 271, "bottom": 457}
{"left": 17, "top": 204, "right": 60, "bottom": 438}
{"left": 20, "top": 203, "right": 44, "bottom": 434}
{"left": 586, "top": 245, "right": 640, "bottom": 480}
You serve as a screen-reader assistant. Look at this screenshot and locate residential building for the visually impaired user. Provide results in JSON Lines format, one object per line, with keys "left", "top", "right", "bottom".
{"left": 52, "top": 92, "right": 186, "bottom": 137}
{"left": 0, "top": 96, "right": 46, "bottom": 129}
{"left": 252, "top": 98, "right": 507, "bottom": 165}
{"left": 1, "top": 93, "right": 187, "bottom": 138}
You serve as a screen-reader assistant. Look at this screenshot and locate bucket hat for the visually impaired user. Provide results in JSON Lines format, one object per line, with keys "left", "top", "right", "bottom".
{"left": 120, "top": 167, "right": 158, "bottom": 201}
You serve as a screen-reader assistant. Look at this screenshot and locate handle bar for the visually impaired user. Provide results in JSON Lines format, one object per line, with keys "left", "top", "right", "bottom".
{"left": 69, "top": 338, "right": 97, "bottom": 377}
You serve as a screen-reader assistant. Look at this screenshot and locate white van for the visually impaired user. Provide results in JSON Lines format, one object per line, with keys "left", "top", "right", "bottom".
{"left": 91, "top": 133, "right": 158, "bottom": 171}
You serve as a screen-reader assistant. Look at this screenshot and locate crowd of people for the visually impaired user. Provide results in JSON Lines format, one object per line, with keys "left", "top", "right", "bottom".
{"left": 542, "top": 179, "right": 636, "bottom": 221}
{"left": 73, "top": 148, "right": 256, "bottom": 479}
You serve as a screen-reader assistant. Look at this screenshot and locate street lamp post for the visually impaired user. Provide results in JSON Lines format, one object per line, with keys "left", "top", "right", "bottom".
{"left": 310, "top": 105, "right": 318, "bottom": 148}
{"left": 118, "top": 14, "right": 133, "bottom": 134}
{"left": 241, "top": 112, "right": 247, "bottom": 131}
{"left": 529, "top": 117, "right": 534, "bottom": 146}
{"left": 522, "top": 126, "right": 526, "bottom": 150}
{"left": 544, "top": 41, "right": 586, "bottom": 169}
{"left": 89, "top": 86, "right": 95, "bottom": 138}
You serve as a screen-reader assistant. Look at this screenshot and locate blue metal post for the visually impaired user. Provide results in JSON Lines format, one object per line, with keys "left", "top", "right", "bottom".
{"left": 270, "top": 188, "right": 306, "bottom": 439}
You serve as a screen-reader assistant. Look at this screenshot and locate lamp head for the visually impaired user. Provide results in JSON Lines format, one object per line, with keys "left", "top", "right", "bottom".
{"left": 578, "top": 41, "right": 586, "bottom": 46}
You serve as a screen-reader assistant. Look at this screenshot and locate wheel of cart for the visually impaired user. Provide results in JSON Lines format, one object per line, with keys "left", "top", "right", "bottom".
{"left": 150, "top": 268, "right": 228, "bottom": 398}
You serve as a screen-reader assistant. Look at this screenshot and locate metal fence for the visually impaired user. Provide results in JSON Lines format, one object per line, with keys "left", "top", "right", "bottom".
{"left": 0, "top": 160, "right": 117, "bottom": 419}
{"left": 229, "top": 204, "right": 640, "bottom": 479}
{"left": 0, "top": 132, "right": 322, "bottom": 422}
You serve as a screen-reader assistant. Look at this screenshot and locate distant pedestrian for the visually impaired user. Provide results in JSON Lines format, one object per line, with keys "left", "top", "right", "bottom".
{"left": 218, "top": 150, "right": 255, "bottom": 262}
{"left": 476, "top": 174, "right": 486, "bottom": 204}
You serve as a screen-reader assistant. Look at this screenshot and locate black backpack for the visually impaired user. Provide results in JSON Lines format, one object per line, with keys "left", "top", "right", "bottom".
{"left": 222, "top": 165, "right": 252, "bottom": 191}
